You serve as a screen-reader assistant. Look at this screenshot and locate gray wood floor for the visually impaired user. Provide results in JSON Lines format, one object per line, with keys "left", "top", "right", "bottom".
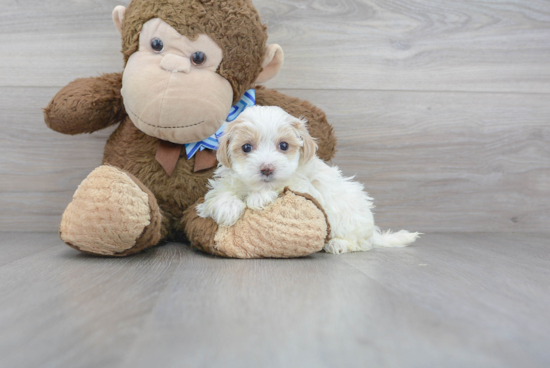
{"left": 0, "top": 232, "right": 549, "bottom": 368}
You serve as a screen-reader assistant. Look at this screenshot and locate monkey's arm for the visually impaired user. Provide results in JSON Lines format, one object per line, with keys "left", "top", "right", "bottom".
{"left": 44, "top": 73, "right": 126, "bottom": 135}
{"left": 254, "top": 86, "right": 336, "bottom": 161}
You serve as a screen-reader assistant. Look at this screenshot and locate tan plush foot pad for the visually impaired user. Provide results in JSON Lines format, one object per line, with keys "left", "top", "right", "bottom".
{"left": 184, "top": 189, "right": 330, "bottom": 259}
{"left": 60, "top": 165, "right": 162, "bottom": 256}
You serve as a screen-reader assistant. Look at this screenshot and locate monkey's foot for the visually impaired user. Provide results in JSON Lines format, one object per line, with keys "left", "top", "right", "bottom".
{"left": 183, "top": 189, "right": 329, "bottom": 258}
{"left": 60, "top": 165, "right": 163, "bottom": 256}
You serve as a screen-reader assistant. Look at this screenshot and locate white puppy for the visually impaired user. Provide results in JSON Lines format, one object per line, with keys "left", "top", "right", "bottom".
{"left": 197, "top": 106, "right": 419, "bottom": 254}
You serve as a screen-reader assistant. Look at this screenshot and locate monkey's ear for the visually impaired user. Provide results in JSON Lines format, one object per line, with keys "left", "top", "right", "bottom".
{"left": 112, "top": 6, "right": 127, "bottom": 35}
{"left": 255, "top": 45, "right": 284, "bottom": 84}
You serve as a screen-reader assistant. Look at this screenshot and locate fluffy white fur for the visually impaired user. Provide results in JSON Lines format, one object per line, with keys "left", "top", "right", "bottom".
{"left": 197, "top": 106, "right": 419, "bottom": 254}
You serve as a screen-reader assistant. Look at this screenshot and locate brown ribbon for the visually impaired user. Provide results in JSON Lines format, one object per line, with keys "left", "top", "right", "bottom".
{"left": 155, "top": 140, "right": 218, "bottom": 177}
{"left": 193, "top": 149, "right": 218, "bottom": 173}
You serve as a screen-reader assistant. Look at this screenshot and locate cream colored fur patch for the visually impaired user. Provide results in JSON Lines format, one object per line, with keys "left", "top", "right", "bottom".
{"left": 60, "top": 166, "right": 152, "bottom": 255}
{"left": 213, "top": 191, "right": 327, "bottom": 258}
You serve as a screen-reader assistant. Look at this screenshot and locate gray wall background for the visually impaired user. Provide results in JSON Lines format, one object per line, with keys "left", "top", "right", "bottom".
{"left": 0, "top": 0, "right": 549, "bottom": 232}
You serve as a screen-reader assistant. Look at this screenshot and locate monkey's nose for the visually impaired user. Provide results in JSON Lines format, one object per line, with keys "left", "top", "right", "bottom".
{"left": 260, "top": 164, "right": 275, "bottom": 177}
{"left": 160, "top": 54, "right": 191, "bottom": 73}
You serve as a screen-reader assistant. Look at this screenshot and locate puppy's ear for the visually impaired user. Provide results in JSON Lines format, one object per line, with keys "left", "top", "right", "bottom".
{"left": 217, "top": 119, "right": 249, "bottom": 168}
{"left": 217, "top": 127, "right": 233, "bottom": 169}
{"left": 292, "top": 118, "right": 318, "bottom": 163}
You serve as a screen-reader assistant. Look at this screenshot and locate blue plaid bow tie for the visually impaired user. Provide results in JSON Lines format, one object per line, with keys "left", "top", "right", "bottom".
{"left": 184, "top": 89, "right": 256, "bottom": 159}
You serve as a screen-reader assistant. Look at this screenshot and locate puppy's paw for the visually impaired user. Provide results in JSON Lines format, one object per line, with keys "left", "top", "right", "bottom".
{"left": 196, "top": 202, "right": 210, "bottom": 219}
{"left": 246, "top": 191, "right": 278, "bottom": 211}
{"left": 216, "top": 197, "right": 246, "bottom": 227}
{"left": 197, "top": 194, "right": 246, "bottom": 227}
{"left": 324, "top": 238, "right": 355, "bottom": 254}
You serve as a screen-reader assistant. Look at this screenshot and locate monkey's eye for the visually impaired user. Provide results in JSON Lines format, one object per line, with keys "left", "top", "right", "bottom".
{"left": 191, "top": 51, "right": 207, "bottom": 66}
{"left": 151, "top": 38, "right": 164, "bottom": 53}
{"left": 279, "top": 142, "right": 289, "bottom": 151}
{"left": 242, "top": 144, "right": 253, "bottom": 153}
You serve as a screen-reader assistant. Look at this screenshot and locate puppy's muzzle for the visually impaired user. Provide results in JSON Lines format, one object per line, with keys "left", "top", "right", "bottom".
{"left": 260, "top": 164, "right": 274, "bottom": 177}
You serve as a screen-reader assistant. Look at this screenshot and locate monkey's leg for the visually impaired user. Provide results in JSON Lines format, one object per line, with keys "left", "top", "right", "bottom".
{"left": 60, "top": 165, "right": 165, "bottom": 256}
{"left": 181, "top": 189, "right": 329, "bottom": 259}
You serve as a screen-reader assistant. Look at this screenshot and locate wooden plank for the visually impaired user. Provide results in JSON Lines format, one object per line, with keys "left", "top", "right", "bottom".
{"left": 120, "top": 242, "right": 541, "bottom": 368}
{"left": 341, "top": 232, "right": 550, "bottom": 366}
{"left": 289, "top": 88, "right": 550, "bottom": 233}
{"left": 1, "top": 86, "right": 548, "bottom": 232}
{"left": 0, "top": 236, "right": 183, "bottom": 368}
{"left": 0, "top": 0, "right": 549, "bottom": 93}
{"left": 260, "top": 0, "right": 550, "bottom": 93}
{"left": 0, "top": 0, "right": 127, "bottom": 87}
{"left": 0, "top": 86, "right": 114, "bottom": 231}
{"left": 0, "top": 232, "right": 59, "bottom": 266}
{"left": 0, "top": 233, "right": 547, "bottom": 368}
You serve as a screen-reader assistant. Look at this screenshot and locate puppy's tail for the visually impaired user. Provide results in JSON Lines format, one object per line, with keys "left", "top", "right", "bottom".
{"left": 371, "top": 228, "right": 420, "bottom": 248}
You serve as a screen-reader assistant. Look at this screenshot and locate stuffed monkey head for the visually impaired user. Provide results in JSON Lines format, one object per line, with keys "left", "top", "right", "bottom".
{"left": 112, "top": 0, "right": 284, "bottom": 144}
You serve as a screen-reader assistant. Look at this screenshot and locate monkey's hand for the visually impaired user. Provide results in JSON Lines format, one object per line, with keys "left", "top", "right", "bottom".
{"left": 255, "top": 86, "right": 337, "bottom": 162}
{"left": 44, "top": 73, "right": 126, "bottom": 135}
{"left": 183, "top": 189, "right": 329, "bottom": 259}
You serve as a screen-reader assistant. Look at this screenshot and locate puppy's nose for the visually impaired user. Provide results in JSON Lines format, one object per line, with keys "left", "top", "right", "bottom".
{"left": 260, "top": 164, "right": 274, "bottom": 176}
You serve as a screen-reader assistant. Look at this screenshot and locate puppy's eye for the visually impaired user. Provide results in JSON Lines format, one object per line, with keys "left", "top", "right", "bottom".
{"left": 191, "top": 51, "right": 207, "bottom": 66}
{"left": 279, "top": 142, "right": 289, "bottom": 151}
{"left": 151, "top": 38, "right": 164, "bottom": 53}
{"left": 242, "top": 144, "right": 253, "bottom": 153}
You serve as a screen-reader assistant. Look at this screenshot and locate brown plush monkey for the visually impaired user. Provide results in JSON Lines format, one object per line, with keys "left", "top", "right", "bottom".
{"left": 44, "top": 0, "right": 337, "bottom": 258}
